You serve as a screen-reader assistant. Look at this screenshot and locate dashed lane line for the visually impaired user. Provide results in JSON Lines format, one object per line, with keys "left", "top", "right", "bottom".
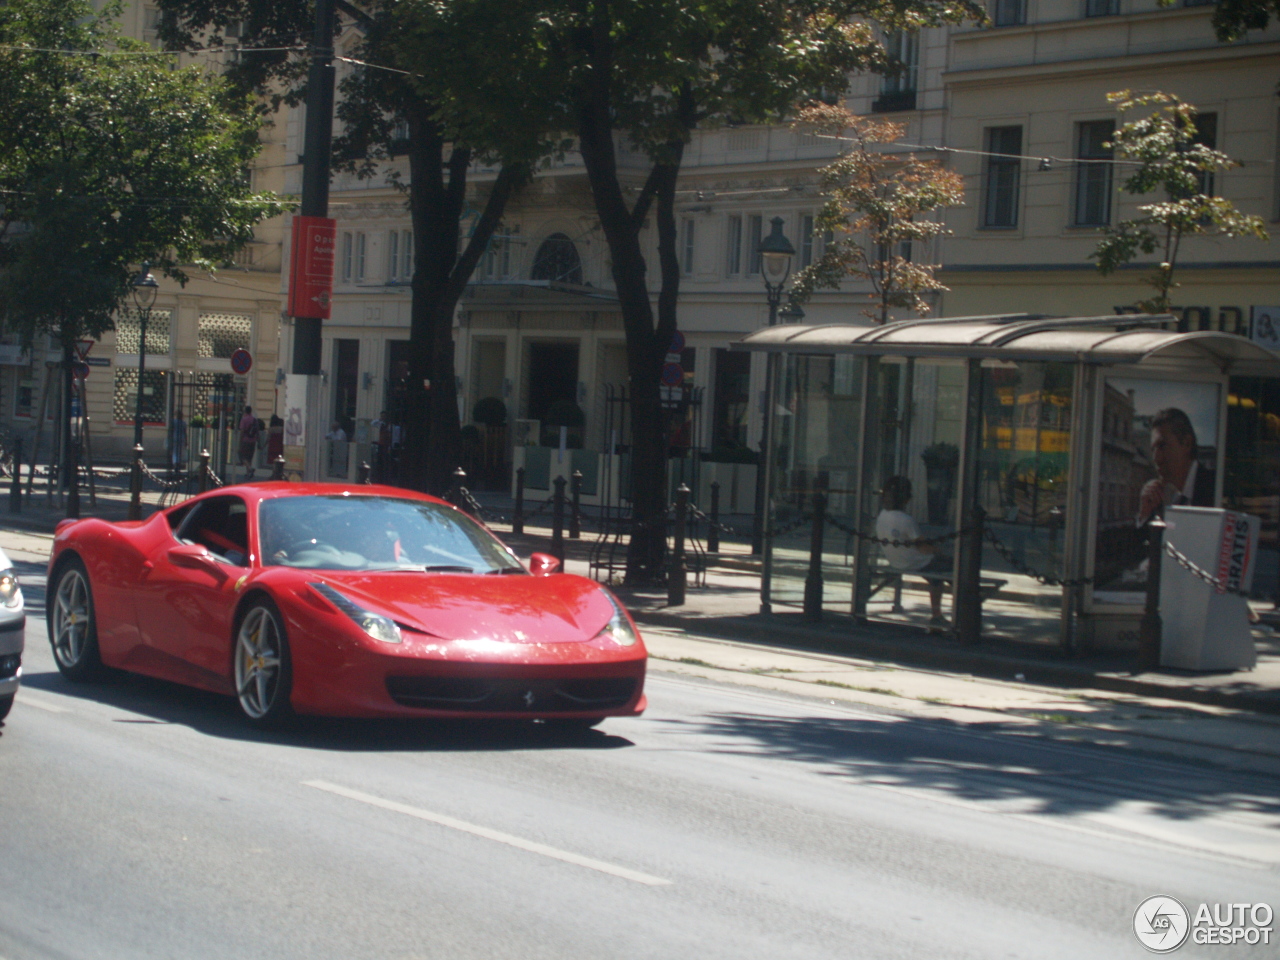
{"left": 303, "top": 779, "right": 673, "bottom": 887}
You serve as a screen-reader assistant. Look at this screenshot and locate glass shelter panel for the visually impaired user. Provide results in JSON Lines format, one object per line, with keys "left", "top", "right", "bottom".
{"left": 855, "top": 359, "right": 965, "bottom": 628}
{"left": 767, "top": 355, "right": 863, "bottom": 611}
{"left": 975, "top": 362, "right": 1074, "bottom": 641}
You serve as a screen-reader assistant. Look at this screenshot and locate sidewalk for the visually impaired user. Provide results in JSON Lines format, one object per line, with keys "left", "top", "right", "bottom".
{"left": 3, "top": 477, "right": 1279, "bottom": 770}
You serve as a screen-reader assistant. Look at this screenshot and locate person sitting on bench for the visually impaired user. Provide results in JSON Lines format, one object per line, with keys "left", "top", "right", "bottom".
{"left": 875, "top": 475, "right": 951, "bottom": 629}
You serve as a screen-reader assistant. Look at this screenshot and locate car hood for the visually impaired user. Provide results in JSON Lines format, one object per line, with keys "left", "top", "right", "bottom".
{"left": 313, "top": 571, "right": 615, "bottom": 644}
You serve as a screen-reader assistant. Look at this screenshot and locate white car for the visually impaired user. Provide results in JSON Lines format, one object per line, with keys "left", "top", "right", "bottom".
{"left": 0, "top": 547, "right": 23, "bottom": 721}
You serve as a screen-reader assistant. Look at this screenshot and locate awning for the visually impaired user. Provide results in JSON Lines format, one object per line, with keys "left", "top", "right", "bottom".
{"left": 732, "top": 314, "right": 1280, "bottom": 376}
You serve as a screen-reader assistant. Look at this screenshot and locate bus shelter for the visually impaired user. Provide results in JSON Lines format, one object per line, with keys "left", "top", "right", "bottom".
{"left": 733, "top": 313, "right": 1280, "bottom": 652}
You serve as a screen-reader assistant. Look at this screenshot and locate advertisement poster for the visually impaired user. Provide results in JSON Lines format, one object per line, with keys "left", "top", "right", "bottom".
{"left": 1092, "top": 378, "right": 1219, "bottom": 604}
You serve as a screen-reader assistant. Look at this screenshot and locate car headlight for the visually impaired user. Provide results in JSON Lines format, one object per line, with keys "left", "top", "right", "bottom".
{"left": 595, "top": 590, "right": 638, "bottom": 647}
{"left": 309, "top": 582, "right": 402, "bottom": 644}
{"left": 0, "top": 569, "right": 21, "bottom": 609}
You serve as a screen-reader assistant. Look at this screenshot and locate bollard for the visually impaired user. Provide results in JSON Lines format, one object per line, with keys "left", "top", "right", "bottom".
{"left": 271, "top": 455, "right": 286, "bottom": 482}
{"left": 358, "top": 461, "right": 371, "bottom": 485}
{"left": 551, "top": 476, "right": 566, "bottom": 564}
{"left": 8, "top": 437, "right": 21, "bottom": 514}
{"left": 128, "top": 444, "right": 144, "bottom": 521}
{"left": 1138, "top": 517, "right": 1166, "bottom": 669}
{"left": 450, "top": 467, "right": 467, "bottom": 512}
{"left": 955, "top": 504, "right": 985, "bottom": 645}
{"left": 513, "top": 466, "right": 525, "bottom": 535}
{"left": 198, "top": 449, "right": 211, "bottom": 493}
{"left": 570, "top": 470, "right": 582, "bottom": 539}
{"left": 803, "top": 491, "right": 827, "bottom": 622}
{"left": 668, "top": 484, "right": 689, "bottom": 607}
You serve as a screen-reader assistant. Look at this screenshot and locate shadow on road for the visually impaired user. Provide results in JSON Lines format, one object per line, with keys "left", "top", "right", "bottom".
{"left": 664, "top": 710, "right": 1280, "bottom": 820}
{"left": 18, "top": 668, "right": 635, "bottom": 753}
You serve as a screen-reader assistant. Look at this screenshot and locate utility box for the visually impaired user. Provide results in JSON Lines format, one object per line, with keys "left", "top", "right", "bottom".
{"left": 1160, "top": 506, "right": 1258, "bottom": 671}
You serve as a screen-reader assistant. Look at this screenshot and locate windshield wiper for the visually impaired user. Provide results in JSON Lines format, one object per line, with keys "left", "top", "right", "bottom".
{"left": 423, "top": 564, "right": 475, "bottom": 573}
{"left": 484, "top": 566, "right": 527, "bottom": 575}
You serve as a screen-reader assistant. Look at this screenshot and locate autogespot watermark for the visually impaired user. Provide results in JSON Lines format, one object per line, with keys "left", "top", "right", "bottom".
{"left": 1133, "top": 896, "right": 1274, "bottom": 952}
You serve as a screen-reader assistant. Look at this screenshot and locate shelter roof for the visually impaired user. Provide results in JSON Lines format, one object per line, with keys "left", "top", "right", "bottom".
{"left": 733, "top": 314, "right": 1280, "bottom": 376}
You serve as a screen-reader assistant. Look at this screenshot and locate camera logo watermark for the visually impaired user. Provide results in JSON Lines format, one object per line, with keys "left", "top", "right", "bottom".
{"left": 1134, "top": 896, "right": 1190, "bottom": 953}
{"left": 1134, "top": 897, "right": 1274, "bottom": 951}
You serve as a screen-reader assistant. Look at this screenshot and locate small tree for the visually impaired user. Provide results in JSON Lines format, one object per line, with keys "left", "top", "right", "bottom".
{"left": 1091, "top": 90, "right": 1268, "bottom": 314}
{"left": 791, "top": 105, "right": 965, "bottom": 325}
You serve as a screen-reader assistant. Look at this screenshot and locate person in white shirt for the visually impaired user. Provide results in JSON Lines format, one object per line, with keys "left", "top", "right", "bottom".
{"left": 875, "top": 475, "right": 950, "bottom": 626}
{"left": 326, "top": 420, "right": 347, "bottom": 442}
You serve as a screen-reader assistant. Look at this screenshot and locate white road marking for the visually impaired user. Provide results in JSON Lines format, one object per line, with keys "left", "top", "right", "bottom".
{"left": 16, "top": 694, "right": 68, "bottom": 714}
{"left": 303, "top": 779, "right": 673, "bottom": 886}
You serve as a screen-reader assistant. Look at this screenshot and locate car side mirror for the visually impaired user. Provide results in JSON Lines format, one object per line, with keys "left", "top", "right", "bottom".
{"left": 168, "top": 543, "right": 221, "bottom": 571}
{"left": 528, "top": 552, "right": 561, "bottom": 576}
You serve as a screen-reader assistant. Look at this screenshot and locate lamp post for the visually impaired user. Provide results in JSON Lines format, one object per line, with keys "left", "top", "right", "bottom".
{"left": 751, "top": 218, "right": 795, "bottom": 559}
{"left": 130, "top": 263, "right": 159, "bottom": 449}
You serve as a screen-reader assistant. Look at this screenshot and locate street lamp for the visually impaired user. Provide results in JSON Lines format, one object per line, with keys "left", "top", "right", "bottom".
{"left": 778, "top": 298, "right": 806, "bottom": 324}
{"left": 130, "top": 263, "right": 159, "bottom": 449}
{"left": 751, "top": 217, "right": 795, "bottom": 568}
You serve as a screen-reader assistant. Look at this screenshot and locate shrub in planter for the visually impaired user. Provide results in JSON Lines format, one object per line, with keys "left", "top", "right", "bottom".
{"left": 541, "top": 400, "right": 585, "bottom": 448}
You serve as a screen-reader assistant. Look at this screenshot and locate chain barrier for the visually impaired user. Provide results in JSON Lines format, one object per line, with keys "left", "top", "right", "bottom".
{"left": 1163, "top": 539, "right": 1251, "bottom": 597}
{"left": 204, "top": 464, "right": 225, "bottom": 488}
{"left": 981, "top": 527, "right": 1092, "bottom": 588}
{"left": 687, "top": 503, "right": 753, "bottom": 538}
{"left": 138, "top": 462, "right": 188, "bottom": 492}
{"left": 770, "top": 512, "right": 814, "bottom": 538}
{"left": 823, "top": 513, "right": 973, "bottom": 549}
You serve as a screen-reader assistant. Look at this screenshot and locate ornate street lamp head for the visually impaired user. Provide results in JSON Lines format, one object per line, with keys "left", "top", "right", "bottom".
{"left": 131, "top": 262, "right": 159, "bottom": 312}
{"left": 758, "top": 216, "right": 795, "bottom": 286}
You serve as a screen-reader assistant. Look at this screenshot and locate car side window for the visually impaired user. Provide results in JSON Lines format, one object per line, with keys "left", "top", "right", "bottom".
{"left": 176, "top": 496, "right": 250, "bottom": 566}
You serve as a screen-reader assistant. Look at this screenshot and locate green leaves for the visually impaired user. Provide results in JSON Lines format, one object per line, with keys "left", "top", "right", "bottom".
{"left": 1091, "top": 90, "right": 1267, "bottom": 314}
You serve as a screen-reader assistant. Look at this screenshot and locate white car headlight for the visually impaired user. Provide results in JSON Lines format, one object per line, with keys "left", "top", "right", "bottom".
{"left": 310, "top": 582, "right": 402, "bottom": 644}
{"left": 0, "top": 569, "right": 21, "bottom": 609}
{"left": 595, "top": 590, "right": 638, "bottom": 647}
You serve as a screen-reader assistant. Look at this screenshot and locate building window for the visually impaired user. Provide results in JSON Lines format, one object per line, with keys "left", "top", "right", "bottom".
{"left": 387, "top": 231, "right": 399, "bottom": 281}
{"left": 681, "top": 218, "right": 696, "bottom": 275}
{"left": 112, "top": 368, "right": 170, "bottom": 425}
{"left": 1192, "top": 112, "right": 1217, "bottom": 196}
{"left": 873, "top": 32, "right": 918, "bottom": 113}
{"left": 340, "top": 232, "right": 353, "bottom": 282}
{"left": 402, "top": 231, "right": 413, "bottom": 279}
{"left": 747, "top": 214, "right": 763, "bottom": 275}
{"left": 799, "top": 214, "right": 815, "bottom": 268}
{"left": 1074, "top": 120, "right": 1114, "bottom": 226}
{"left": 712, "top": 349, "right": 751, "bottom": 451}
{"left": 14, "top": 378, "right": 35, "bottom": 419}
{"left": 982, "top": 126, "right": 1022, "bottom": 228}
{"left": 1085, "top": 0, "right": 1119, "bottom": 14}
{"left": 993, "top": 0, "right": 1026, "bottom": 26}
{"left": 726, "top": 215, "right": 742, "bottom": 275}
{"left": 333, "top": 339, "right": 359, "bottom": 428}
{"left": 114, "top": 308, "right": 172, "bottom": 356}
{"left": 530, "top": 233, "right": 583, "bottom": 284}
{"left": 482, "top": 225, "right": 518, "bottom": 280}
{"left": 197, "top": 313, "right": 252, "bottom": 359}
{"left": 354, "top": 232, "right": 366, "bottom": 282}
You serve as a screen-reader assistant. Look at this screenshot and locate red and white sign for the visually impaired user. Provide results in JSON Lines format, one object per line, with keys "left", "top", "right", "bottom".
{"left": 74, "top": 339, "right": 94, "bottom": 361}
{"left": 287, "top": 215, "right": 336, "bottom": 320}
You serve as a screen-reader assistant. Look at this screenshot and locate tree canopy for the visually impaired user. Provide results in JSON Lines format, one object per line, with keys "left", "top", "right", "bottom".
{"left": 0, "top": 0, "right": 281, "bottom": 349}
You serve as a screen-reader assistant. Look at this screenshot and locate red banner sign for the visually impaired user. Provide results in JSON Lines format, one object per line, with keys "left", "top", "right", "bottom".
{"left": 287, "top": 215, "right": 336, "bottom": 320}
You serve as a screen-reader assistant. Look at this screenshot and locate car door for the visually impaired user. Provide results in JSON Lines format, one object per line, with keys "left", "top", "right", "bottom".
{"left": 136, "top": 494, "right": 250, "bottom": 692}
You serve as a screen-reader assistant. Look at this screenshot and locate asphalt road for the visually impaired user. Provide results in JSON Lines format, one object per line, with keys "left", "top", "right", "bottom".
{"left": 1, "top": 557, "right": 1277, "bottom": 960}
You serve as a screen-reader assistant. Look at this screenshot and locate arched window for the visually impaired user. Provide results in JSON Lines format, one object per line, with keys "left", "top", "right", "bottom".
{"left": 530, "top": 233, "right": 583, "bottom": 285}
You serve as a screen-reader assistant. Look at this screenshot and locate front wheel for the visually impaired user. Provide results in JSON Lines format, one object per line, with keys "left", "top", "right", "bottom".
{"left": 234, "top": 599, "right": 293, "bottom": 724}
{"left": 49, "top": 558, "right": 105, "bottom": 681}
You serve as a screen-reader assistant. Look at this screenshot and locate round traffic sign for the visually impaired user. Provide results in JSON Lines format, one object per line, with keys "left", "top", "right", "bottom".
{"left": 72, "top": 360, "right": 90, "bottom": 380}
{"left": 668, "top": 330, "right": 685, "bottom": 354}
{"left": 661, "top": 362, "right": 684, "bottom": 387}
{"left": 230, "top": 348, "right": 253, "bottom": 375}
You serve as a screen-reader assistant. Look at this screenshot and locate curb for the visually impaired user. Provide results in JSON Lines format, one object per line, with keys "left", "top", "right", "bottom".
{"left": 627, "top": 607, "right": 1280, "bottom": 717}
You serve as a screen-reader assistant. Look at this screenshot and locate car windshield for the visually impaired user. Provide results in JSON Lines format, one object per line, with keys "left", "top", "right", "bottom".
{"left": 258, "top": 495, "right": 525, "bottom": 573}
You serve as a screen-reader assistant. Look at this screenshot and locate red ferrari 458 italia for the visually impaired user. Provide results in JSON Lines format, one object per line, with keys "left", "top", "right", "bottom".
{"left": 46, "top": 483, "right": 647, "bottom": 726}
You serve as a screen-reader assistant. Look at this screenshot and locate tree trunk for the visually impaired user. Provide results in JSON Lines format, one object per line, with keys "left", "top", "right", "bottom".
{"left": 397, "top": 98, "right": 524, "bottom": 496}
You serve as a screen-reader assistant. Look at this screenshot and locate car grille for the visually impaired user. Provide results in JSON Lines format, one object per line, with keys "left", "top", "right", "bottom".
{"left": 0, "top": 654, "right": 20, "bottom": 679}
{"left": 385, "top": 675, "right": 638, "bottom": 712}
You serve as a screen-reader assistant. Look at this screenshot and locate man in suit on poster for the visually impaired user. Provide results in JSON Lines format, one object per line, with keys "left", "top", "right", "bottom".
{"left": 1137, "top": 406, "right": 1216, "bottom": 525}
